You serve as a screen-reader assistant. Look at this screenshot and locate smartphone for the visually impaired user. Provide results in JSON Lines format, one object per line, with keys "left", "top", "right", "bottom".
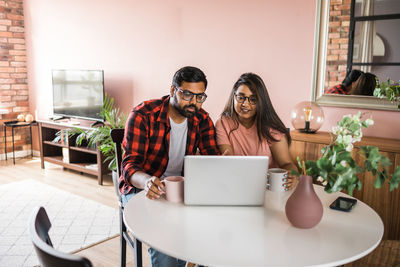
{"left": 329, "top": 196, "right": 357, "bottom": 212}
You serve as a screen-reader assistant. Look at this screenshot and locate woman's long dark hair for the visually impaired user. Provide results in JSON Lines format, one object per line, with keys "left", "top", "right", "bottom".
{"left": 221, "top": 73, "right": 291, "bottom": 145}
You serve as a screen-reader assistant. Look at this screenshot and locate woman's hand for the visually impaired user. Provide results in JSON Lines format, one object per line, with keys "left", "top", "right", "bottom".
{"left": 283, "top": 175, "right": 298, "bottom": 190}
{"left": 144, "top": 176, "right": 165, "bottom": 200}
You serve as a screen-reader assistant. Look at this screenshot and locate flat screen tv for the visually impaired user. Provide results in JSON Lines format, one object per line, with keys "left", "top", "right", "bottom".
{"left": 52, "top": 69, "right": 104, "bottom": 121}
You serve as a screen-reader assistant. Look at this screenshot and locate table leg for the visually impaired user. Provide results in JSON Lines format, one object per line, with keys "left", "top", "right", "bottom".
{"left": 29, "top": 125, "right": 33, "bottom": 157}
{"left": 12, "top": 127, "right": 15, "bottom": 164}
{"left": 4, "top": 125, "right": 7, "bottom": 161}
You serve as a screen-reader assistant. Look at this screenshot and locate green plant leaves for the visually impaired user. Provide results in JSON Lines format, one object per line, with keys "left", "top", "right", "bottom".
{"left": 293, "top": 113, "right": 399, "bottom": 196}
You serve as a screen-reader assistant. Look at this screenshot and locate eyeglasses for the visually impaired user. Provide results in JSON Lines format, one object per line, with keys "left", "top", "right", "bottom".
{"left": 175, "top": 87, "right": 207, "bottom": 103}
{"left": 234, "top": 93, "right": 257, "bottom": 105}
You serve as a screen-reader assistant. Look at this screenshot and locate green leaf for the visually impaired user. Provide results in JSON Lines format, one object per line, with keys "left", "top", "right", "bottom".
{"left": 291, "top": 169, "right": 300, "bottom": 177}
{"left": 389, "top": 166, "right": 400, "bottom": 191}
{"left": 374, "top": 172, "right": 385, "bottom": 189}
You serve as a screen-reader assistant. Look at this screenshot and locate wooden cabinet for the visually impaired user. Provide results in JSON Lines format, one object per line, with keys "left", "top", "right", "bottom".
{"left": 38, "top": 120, "right": 109, "bottom": 185}
{"left": 290, "top": 130, "right": 400, "bottom": 240}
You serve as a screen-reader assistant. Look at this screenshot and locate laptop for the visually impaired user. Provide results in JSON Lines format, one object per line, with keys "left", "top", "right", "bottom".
{"left": 184, "top": 155, "right": 269, "bottom": 206}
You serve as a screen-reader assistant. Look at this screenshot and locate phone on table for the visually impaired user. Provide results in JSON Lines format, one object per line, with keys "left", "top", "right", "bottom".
{"left": 329, "top": 196, "right": 357, "bottom": 212}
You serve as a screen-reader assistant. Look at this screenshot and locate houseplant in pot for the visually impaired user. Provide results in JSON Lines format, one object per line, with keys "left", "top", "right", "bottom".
{"left": 70, "top": 94, "right": 127, "bottom": 172}
{"left": 286, "top": 112, "right": 400, "bottom": 228}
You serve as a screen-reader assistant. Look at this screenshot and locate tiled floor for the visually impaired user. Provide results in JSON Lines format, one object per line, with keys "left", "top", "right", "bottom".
{"left": 0, "top": 179, "right": 119, "bottom": 267}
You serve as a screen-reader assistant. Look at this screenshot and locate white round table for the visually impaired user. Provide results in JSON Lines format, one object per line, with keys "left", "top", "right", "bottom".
{"left": 124, "top": 186, "right": 383, "bottom": 267}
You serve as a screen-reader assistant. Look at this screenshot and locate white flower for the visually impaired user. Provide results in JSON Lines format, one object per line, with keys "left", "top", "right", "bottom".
{"left": 353, "top": 137, "right": 361, "bottom": 143}
{"left": 366, "top": 118, "right": 374, "bottom": 126}
{"left": 352, "top": 115, "right": 360, "bottom": 123}
{"left": 346, "top": 143, "right": 354, "bottom": 152}
{"left": 332, "top": 126, "right": 340, "bottom": 135}
{"left": 343, "top": 114, "right": 352, "bottom": 119}
{"left": 343, "top": 135, "right": 353, "bottom": 144}
{"left": 340, "top": 160, "right": 347, "bottom": 167}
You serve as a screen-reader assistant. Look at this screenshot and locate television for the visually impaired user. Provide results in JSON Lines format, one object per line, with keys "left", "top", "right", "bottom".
{"left": 52, "top": 69, "right": 104, "bottom": 121}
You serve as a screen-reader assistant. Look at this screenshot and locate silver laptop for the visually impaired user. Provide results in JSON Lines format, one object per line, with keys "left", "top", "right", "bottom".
{"left": 184, "top": 155, "right": 269, "bottom": 206}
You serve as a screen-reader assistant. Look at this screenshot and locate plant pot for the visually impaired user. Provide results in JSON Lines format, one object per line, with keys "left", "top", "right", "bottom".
{"left": 285, "top": 175, "right": 323, "bottom": 229}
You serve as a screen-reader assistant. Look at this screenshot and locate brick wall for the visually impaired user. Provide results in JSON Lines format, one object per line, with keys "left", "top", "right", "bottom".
{"left": 325, "top": 0, "right": 351, "bottom": 90}
{"left": 0, "top": 0, "right": 31, "bottom": 159}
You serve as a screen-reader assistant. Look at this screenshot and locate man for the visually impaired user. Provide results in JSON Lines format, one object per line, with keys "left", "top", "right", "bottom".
{"left": 119, "top": 66, "right": 220, "bottom": 267}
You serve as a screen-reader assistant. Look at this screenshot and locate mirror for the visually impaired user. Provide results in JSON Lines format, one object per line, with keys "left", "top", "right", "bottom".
{"left": 312, "top": 0, "right": 400, "bottom": 111}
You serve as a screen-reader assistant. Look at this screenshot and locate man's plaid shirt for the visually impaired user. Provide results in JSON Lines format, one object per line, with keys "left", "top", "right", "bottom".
{"left": 119, "top": 95, "right": 220, "bottom": 195}
{"left": 325, "top": 84, "right": 348, "bottom": 95}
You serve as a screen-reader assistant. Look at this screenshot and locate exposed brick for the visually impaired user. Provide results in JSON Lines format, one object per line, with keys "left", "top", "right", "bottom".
{"left": 9, "top": 49, "right": 25, "bottom": 55}
{"left": 12, "top": 19, "right": 23, "bottom": 26}
{"left": 0, "top": 78, "right": 15, "bottom": 83}
{"left": 10, "top": 61, "right": 25, "bottom": 67}
{"left": 13, "top": 44, "right": 24, "bottom": 50}
{"left": 0, "top": 95, "right": 11, "bottom": 101}
{"left": 8, "top": 26, "right": 23, "bottom": 32}
{"left": 15, "top": 67, "right": 26, "bottom": 72}
{"left": 6, "top": 13, "right": 23, "bottom": 20}
{"left": 0, "top": 31, "right": 12, "bottom": 37}
{"left": 327, "top": 55, "right": 339, "bottom": 61}
{"left": 0, "top": 42, "right": 12, "bottom": 49}
{"left": 11, "top": 84, "right": 27, "bottom": 89}
{"left": 15, "top": 100, "right": 28, "bottom": 106}
{"left": 0, "top": 19, "right": 11, "bottom": 25}
{"left": 16, "top": 89, "right": 27, "bottom": 95}
{"left": 13, "top": 106, "right": 29, "bottom": 112}
{"left": 13, "top": 32, "right": 24, "bottom": 38}
{"left": 0, "top": 67, "right": 13, "bottom": 72}
{"left": 8, "top": 38, "right": 24, "bottom": 43}
{"left": 5, "top": 1, "right": 22, "bottom": 8}
{"left": 12, "top": 95, "right": 27, "bottom": 101}
{"left": 1, "top": 0, "right": 29, "bottom": 152}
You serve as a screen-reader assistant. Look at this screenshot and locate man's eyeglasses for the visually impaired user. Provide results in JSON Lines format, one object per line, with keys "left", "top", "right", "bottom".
{"left": 234, "top": 93, "right": 257, "bottom": 105}
{"left": 175, "top": 87, "right": 207, "bottom": 103}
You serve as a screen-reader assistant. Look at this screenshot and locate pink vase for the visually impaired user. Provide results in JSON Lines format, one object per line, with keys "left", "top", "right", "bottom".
{"left": 285, "top": 175, "right": 323, "bottom": 229}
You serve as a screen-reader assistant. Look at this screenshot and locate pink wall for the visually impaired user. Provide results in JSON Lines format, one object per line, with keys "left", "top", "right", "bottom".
{"left": 24, "top": 0, "right": 400, "bottom": 141}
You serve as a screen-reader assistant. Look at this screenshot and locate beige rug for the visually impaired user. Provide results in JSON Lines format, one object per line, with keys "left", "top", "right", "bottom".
{"left": 0, "top": 179, "right": 119, "bottom": 267}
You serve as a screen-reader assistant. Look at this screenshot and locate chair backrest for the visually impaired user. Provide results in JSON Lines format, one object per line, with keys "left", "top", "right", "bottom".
{"left": 29, "top": 206, "right": 93, "bottom": 267}
{"left": 110, "top": 128, "right": 125, "bottom": 200}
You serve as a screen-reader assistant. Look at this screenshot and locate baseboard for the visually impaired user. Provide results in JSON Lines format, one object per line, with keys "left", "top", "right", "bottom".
{"left": 0, "top": 149, "right": 40, "bottom": 160}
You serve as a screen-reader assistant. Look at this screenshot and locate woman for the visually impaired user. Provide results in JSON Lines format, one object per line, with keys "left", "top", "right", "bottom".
{"left": 348, "top": 72, "right": 377, "bottom": 96}
{"left": 215, "top": 73, "right": 298, "bottom": 189}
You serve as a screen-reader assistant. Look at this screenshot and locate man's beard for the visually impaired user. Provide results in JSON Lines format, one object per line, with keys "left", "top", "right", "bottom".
{"left": 173, "top": 95, "right": 198, "bottom": 118}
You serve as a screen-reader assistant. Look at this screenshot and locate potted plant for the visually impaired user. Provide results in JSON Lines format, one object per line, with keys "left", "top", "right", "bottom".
{"left": 286, "top": 112, "right": 400, "bottom": 228}
{"left": 292, "top": 111, "right": 400, "bottom": 195}
{"left": 70, "top": 94, "right": 127, "bottom": 172}
{"left": 374, "top": 78, "right": 400, "bottom": 109}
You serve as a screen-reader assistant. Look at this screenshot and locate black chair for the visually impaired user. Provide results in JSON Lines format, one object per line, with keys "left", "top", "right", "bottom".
{"left": 29, "top": 206, "right": 93, "bottom": 267}
{"left": 111, "top": 128, "right": 142, "bottom": 267}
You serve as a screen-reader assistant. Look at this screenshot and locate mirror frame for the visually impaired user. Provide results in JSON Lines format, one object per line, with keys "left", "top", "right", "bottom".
{"left": 311, "top": 0, "right": 399, "bottom": 111}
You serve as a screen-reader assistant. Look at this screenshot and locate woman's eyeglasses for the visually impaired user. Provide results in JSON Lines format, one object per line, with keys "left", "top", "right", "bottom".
{"left": 234, "top": 93, "right": 257, "bottom": 105}
{"left": 175, "top": 87, "right": 207, "bottom": 103}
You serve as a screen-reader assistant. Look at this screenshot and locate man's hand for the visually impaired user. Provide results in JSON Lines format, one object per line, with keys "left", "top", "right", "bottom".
{"left": 144, "top": 176, "right": 165, "bottom": 200}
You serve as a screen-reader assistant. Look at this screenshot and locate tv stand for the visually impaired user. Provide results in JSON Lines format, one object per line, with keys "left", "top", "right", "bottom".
{"left": 51, "top": 115, "right": 65, "bottom": 121}
{"left": 37, "top": 119, "right": 109, "bottom": 185}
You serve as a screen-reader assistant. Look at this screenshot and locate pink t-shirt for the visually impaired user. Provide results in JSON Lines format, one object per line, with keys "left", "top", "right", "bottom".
{"left": 215, "top": 116, "right": 284, "bottom": 168}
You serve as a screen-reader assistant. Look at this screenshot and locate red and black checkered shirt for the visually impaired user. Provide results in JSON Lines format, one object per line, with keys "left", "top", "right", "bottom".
{"left": 324, "top": 84, "right": 348, "bottom": 95}
{"left": 119, "top": 95, "right": 220, "bottom": 195}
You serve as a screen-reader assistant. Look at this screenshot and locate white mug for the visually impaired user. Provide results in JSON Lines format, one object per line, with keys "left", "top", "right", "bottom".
{"left": 267, "top": 168, "right": 288, "bottom": 192}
